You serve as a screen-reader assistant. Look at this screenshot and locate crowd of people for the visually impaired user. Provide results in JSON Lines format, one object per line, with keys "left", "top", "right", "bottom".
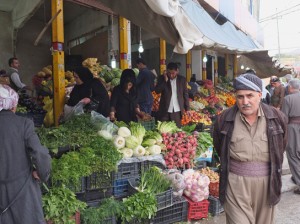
{"left": 64, "top": 59, "right": 190, "bottom": 127}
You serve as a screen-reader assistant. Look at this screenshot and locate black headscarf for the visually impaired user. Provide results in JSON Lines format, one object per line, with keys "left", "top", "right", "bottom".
{"left": 67, "top": 67, "right": 94, "bottom": 106}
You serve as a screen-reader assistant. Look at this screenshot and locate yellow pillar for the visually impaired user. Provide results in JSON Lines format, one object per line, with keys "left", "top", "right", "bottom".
{"left": 225, "top": 54, "right": 229, "bottom": 77}
{"left": 186, "top": 50, "right": 192, "bottom": 82}
{"left": 119, "top": 17, "right": 128, "bottom": 69}
{"left": 160, "top": 38, "right": 166, "bottom": 75}
{"left": 202, "top": 50, "right": 207, "bottom": 80}
{"left": 233, "top": 54, "right": 238, "bottom": 78}
{"left": 52, "top": 0, "right": 65, "bottom": 126}
{"left": 214, "top": 57, "right": 218, "bottom": 86}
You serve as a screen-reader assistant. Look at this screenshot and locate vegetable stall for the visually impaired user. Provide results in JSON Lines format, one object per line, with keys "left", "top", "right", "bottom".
{"left": 28, "top": 58, "right": 239, "bottom": 223}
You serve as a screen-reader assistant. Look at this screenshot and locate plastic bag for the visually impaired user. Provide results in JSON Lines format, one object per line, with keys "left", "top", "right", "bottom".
{"left": 164, "top": 169, "right": 186, "bottom": 197}
{"left": 91, "top": 110, "right": 118, "bottom": 135}
{"left": 63, "top": 102, "right": 85, "bottom": 122}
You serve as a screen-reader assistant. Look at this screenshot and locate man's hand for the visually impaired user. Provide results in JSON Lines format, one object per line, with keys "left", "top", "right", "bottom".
{"left": 163, "top": 70, "right": 168, "bottom": 82}
{"left": 32, "top": 171, "right": 40, "bottom": 180}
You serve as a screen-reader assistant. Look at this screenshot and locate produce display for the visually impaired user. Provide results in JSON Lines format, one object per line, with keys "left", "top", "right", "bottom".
{"left": 200, "top": 167, "right": 220, "bottom": 183}
{"left": 162, "top": 131, "right": 197, "bottom": 169}
{"left": 182, "top": 169, "right": 210, "bottom": 202}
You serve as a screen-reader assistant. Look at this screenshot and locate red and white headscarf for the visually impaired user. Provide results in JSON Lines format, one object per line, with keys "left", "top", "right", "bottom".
{"left": 0, "top": 84, "right": 19, "bottom": 111}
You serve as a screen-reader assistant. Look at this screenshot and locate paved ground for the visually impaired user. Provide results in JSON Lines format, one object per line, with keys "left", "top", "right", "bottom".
{"left": 189, "top": 153, "right": 300, "bottom": 224}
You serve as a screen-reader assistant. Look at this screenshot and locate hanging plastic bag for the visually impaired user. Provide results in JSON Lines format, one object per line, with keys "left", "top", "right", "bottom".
{"left": 63, "top": 101, "right": 85, "bottom": 122}
{"left": 91, "top": 110, "right": 118, "bottom": 135}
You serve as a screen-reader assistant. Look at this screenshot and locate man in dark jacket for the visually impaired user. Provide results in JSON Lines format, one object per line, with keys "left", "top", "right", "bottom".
{"left": 213, "top": 72, "right": 287, "bottom": 224}
{"left": 0, "top": 84, "right": 51, "bottom": 224}
{"left": 154, "top": 62, "right": 189, "bottom": 127}
{"left": 136, "top": 58, "right": 155, "bottom": 114}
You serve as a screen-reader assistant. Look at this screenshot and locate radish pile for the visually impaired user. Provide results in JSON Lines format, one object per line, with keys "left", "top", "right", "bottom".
{"left": 162, "top": 131, "right": 198, "bottom": 169}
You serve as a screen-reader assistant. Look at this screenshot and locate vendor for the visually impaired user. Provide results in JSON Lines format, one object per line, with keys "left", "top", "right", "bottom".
{"left": 66, "top": 66, "right": 110, "bottom": 117}
{"left": 6, "top": 57, "right": 32, "bottom": 92}
{"left": 110, "top": 69, "right": 143, "bottom": 123}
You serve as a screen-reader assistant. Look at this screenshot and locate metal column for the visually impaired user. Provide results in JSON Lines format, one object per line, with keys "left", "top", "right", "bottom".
{"left": 186, "top": 50, "right": 192, "bottom": 82}
{"left": 159, "top": 38, "right": 166, "bottom": 75}
{"left": 119, "top": 17, "right": 128, "bottom": 69}
{"left": 51, "top": 0, "right": 65, "bottom": 126}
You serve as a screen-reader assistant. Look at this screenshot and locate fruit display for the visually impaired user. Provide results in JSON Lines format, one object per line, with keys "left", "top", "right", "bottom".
{"left": 151, "top": 91, "right": 161, "bottom": 112}
{"left": 181, "top": 111, "right": 204, "bottom": 125}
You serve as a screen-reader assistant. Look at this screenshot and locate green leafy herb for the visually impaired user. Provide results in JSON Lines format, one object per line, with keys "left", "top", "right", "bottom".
{"left": 197, "top": 132, "right": 213, "bottom": 156}
{"left": 43, "top": 186, "right": 86, "bottom": 224}
{"left": 120, "top": 191, "right": 157, "bottom": 223}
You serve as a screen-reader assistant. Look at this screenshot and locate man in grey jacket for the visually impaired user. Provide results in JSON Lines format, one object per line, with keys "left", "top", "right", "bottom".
{"left": 0, "top": 84, "right": 51, "bottom": 224}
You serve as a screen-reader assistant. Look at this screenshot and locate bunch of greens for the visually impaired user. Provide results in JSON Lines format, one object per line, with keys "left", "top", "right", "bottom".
{"left": 120, "top": 191, "right": 157, "bottom": 223}
{"left": 114, "top": 120, "right": 129, "bottom": 128}
{"left": 43, "top": 186, "right": 86, "bottom": 224}
{"left": 139, "top": 166, "right": 171, "bottom": 194}
{"left": 197, "top": 132, "right": 213, "bottom": 156}
{"left": 37, "top": 114, "right": 98, "bottom": 151}
{"left": 50, "top": 147, "right": 95, "bottom": 189}
{"left": 129, "top": 122, "right": 146, "bottom": 145}
{"left": 86, "top": 136, "right": 123, "bottom": 172}
{"left": 156, "top": 121, "right": 178, "bottom": 134}
{"left": 181, "top": 124, "right": 196, "bottom": 134}
{"left": 81, "top": 198, "right": 122, "bottom": 224}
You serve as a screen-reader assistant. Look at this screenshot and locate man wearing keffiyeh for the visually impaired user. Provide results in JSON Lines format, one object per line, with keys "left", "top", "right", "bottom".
{"left": 0, "top": 84, "right": 51, "bottom": 223}
{"left": 213, "top": 72, "right": 288, "bottom": 224}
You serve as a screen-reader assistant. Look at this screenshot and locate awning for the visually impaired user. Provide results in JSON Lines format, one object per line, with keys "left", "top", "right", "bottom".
{"left": 97, "top": 0, "right": 262, "bottom": 54}
{"left": 237, "top": 51, "right": 292, "bottom": 78}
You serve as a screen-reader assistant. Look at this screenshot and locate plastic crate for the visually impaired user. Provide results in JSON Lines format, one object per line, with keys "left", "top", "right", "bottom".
{"left": 103, "top": 216, "right": 117, "bottom": 224}
{"left": 113, "top": 176, "right": 139, "bottom": 198}
{"left": 152, "top": 196, "right": 188, "bottom": 224}
{"left": 185, "top": 197, "right": 209, "bottom": 220}
{"left": 139, "top": 118, "right": 155, "bottom": 130}
{"left": 195, "top": 161, "right": 207, "bottom": 170}
{"left": 128, "top": 179, "right": 173, "bottom": 210}
{"left": 27, "top": 112, "right": 46, "bottom": 127}
{"left": 209, "top": 181, "right": 219, "bottom": 197}
{"left": 85, "top": 171, "right": 113, "bottom": 202}
{"left": 140, "top": 160, "right": 166, "bottom": 174}
{"left": 68, "top": 177, "right": 86, "bottom": 202}
{"left": 208, "top": 196, "right": 224, "bottom": 216}
{"left": 113, "top": 162, "right": 140, "bottom": 180}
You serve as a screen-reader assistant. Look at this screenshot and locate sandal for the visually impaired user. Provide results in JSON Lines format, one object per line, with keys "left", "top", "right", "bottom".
{"left": 294, "top": 188, "right": 300, "bottom": 194}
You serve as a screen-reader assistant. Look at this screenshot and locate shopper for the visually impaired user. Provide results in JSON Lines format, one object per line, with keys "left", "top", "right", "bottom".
{"left": 213, "top": 72, "right": 287, "bottom": 224}
{"left": 270, "top": 76, "right": 285, "bottom": 109}
{"left": 6, "top": 57, "right": 31, "bottom": 92}
{"left": 154, "top": 62, "right": 190, "bottom": 127}
{"left": 110, "top": 69, "right": 144, "bottom": 123}
{"left": 136, "top": 58, "right": 155, "bottom": 114}
{"left": 66, "top": 66, "right": 110, "bottom": 117}
{"left": 281, "top": 79, "right": 300, "bottom": 194}
{"left": 0, "top": 84, "right": 51, "bottom": 223}
{"left": 188, "top": 75, "right": 199, "bottom": 98}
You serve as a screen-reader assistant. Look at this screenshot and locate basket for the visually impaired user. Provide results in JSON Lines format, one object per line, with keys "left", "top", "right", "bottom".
{"left": 85, "top": 171, "right": 113, "bottom": 202}
{"left": 113, "top": 162, "right": 140, "bottom": 180}
{"left": 140, "top": 160, "right": 166, "bottom": 174}
{"left": 208, "top": 196, "right": 224, "bottom": 216}
{"left": 128, "top": 179, "right": 173, "bottom": 210}
{"left": 185, "top": 196, "right": 209, "bottom": 220}
{"left": 27, "top": 112, "right": 46, "bottom": 127}
{"left": 113, "top": 176, "right": 139, "bottom": 198}
{"left": 152, "top": 196, "right": 188, "bottom": 224}
{"left": 138, "top": 117, "right": 155, "bottom": 130}
{"left": 209, "top": 181, "right": 219, "bottom": 197}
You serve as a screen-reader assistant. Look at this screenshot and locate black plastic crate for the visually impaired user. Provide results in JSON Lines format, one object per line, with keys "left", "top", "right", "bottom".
{"left": 140, "top": 160, "right": 166, "bottom": 174}
{"left": 128, "top": 179, "right": 173, "bottom": 210}
{"left": 103, "top": 216, "right": 117, "bottom": 224}
{"left": 152, "top": 196, "right": 188, "bottom": 224}
{"left": 84, "top": 171, "right": 114, "bottom": 201}
{"left": 113, "top": 162, "right": 140, "bottom": 180}
{"left": 208, "top": 195, "right": 224, "bottom": 216}
{"left": 195, "top": 160, "right": 207, "bottom": 170}
{"left": 66, "top": 177, "right": 86, "bottom": 201}
{"left": 113, "top": 176, "right": 139, "bottom": 198}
